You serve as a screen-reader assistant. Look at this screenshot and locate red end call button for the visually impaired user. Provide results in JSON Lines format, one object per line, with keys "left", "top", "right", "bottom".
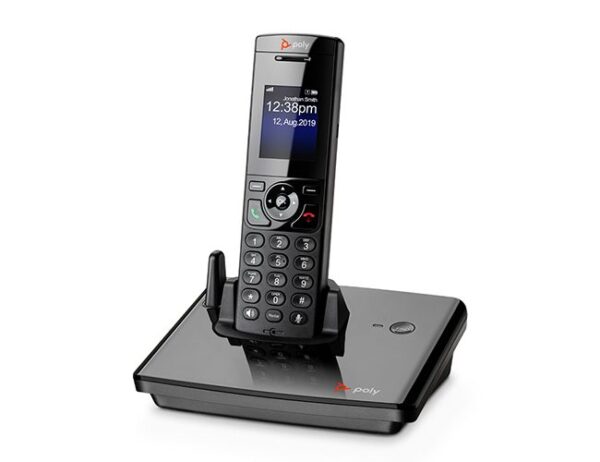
{"left": 292, "top": 204, "right": 318, "bottom": 230}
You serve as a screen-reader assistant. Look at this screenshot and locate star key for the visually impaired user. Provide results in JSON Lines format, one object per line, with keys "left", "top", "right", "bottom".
{"left": 242, "top": 289, "right": 260, "bottom": 303}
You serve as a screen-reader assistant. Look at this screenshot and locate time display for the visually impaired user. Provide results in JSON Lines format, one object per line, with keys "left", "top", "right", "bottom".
{"left": 266, "top": 100, "right": 318, "bottom": 115}
{"left": 259, "top": 85, "right": 319, "bottom": 160}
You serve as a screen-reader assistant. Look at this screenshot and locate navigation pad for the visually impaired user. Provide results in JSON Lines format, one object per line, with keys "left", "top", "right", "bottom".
{"left": 265, "top": 183, "right": 299, "bottom": 221}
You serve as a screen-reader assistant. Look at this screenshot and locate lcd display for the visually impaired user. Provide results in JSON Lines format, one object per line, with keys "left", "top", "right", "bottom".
{"left": 259, "top": 85, "right": 319, "bottom": 160}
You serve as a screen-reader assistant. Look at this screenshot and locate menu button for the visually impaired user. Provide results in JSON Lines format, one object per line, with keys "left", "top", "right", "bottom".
{"left": 249, "top": 181, "right": 265, "bottom": 192}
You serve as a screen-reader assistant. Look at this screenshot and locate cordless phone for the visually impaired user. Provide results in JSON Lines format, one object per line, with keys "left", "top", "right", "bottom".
{"left": 235, "top": 34, "right": 344, "bottom": 339}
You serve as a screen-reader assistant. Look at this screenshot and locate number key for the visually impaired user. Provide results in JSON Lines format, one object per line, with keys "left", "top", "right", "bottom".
{"left": 269, "top": 235, "right": 289, "bottom": 250}
{"left": 267, "top": 272, "right": 287, "bottom": 287}
{"left": 295, "top": 237, "right": 316, "bottom": 252}
{"left": 245, "top": 233, "right": 264, "bottom": 248}
{"left": 266, "top": 291, "right": 285, "bottom": 306}
{"left": 244, "top": 251, "right": 263, "bottom": 266}
{"left": 293, "top": 275, "right": 313, "bottom": 290}
{"left": 268, "top": 253, "right": 288, "bottom": 268}
{"left": 294, "top": 256, "right": 315, "bottom": 271}
{"left": 242, "top": 270, "right": 261, "bottom": 285}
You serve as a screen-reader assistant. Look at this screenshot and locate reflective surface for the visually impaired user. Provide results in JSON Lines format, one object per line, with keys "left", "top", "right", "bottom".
{"left": 137, "top": 286, "right": 463, "bottom": 404}
{"left": 242, "top": 342, "right": 343, "bottom": 398}
{"left": 246, "top": 37, "right": 341, "bottom": 179}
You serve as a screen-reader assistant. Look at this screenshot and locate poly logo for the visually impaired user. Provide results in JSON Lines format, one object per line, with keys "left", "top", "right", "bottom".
{"left": 334, "top": 382, "right": 381, "bottom": 396}
{"left": 280, "top": 38, "right": 310, "bottom": 51}
{"left": 335, "top": 382, "right": 351, "bottom": 392}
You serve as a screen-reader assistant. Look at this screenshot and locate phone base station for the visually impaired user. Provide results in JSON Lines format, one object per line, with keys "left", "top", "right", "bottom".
{"left": 133, "top": 277, "right": 467, "bottom": 434}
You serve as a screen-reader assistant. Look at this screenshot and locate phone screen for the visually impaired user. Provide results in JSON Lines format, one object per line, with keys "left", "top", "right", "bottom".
{"left": 259, "top": 85, "right": 319, "bottom": 161}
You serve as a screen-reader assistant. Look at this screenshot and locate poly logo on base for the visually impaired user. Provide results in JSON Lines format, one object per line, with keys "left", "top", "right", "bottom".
{"left": 334, "top": 382, "right": 381, "bottom": 396}
{"left": 334, "top": 382, "right": 351, "bottom": 392}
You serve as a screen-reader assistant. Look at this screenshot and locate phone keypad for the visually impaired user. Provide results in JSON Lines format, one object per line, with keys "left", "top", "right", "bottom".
{"left": 237, "top": 228, "right": 321, "bottom": 333}
{"left": 237, "top": 178, "right": 325, "bottom": 337}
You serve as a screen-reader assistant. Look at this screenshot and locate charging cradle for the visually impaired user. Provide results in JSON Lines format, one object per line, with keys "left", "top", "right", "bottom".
{"left": 134, "top": 251, "right": 467, "bottom": 434}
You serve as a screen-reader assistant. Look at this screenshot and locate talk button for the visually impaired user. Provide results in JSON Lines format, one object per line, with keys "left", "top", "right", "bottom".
{"left": 247, "top": 200, "right": 271, "bottom": 226}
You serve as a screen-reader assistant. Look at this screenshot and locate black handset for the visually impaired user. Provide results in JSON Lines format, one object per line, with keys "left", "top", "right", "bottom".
{"left": 235, "top": 34, "right": 344, "bottom": 339}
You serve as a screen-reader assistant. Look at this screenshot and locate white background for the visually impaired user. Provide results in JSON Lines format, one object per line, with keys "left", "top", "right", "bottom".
{"left": 1, "top": 1, "right": 599, "bottom": 460}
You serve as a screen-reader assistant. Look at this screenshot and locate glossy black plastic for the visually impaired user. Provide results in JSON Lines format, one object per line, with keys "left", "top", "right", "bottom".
{"left": 236, "top": 34, "right": 344, "bottom": 338}
{"left": 134, "top": 286, "right": 467, "bottom": 434}
{"left": 205, "top": 250, "right": 349, "bottom": 345}
{"left": 205, "top": 251, "right": 226, "bottom": 308}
